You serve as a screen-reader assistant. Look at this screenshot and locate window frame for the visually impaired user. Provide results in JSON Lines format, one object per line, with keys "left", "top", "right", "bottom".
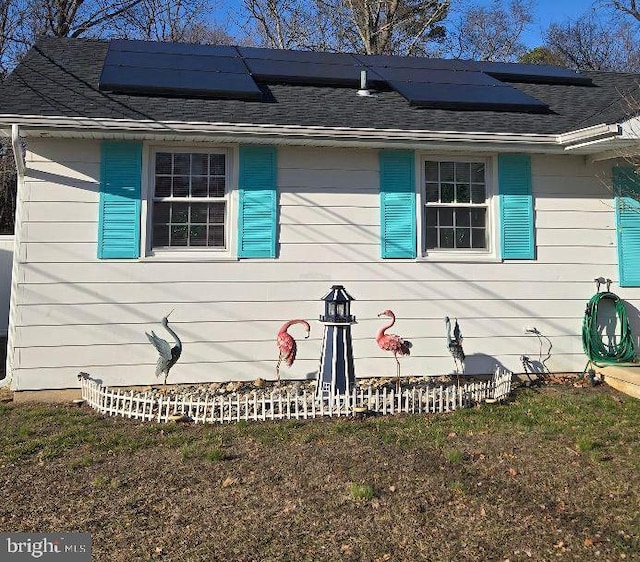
{"left": 142, "top": 144, "right": 237, "bottom": 261}
{"left": 417, "top": 153, "right": 499, "bottom": 261}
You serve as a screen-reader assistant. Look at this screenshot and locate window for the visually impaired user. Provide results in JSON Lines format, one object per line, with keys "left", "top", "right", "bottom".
{"left": 151, "top": 149, "right": 228, "bottom": 250}
{"left": 424, "top": 159, "right": 488, "bottom": 252}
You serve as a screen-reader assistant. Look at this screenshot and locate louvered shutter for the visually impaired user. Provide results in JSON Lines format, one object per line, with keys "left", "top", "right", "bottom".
{"left": 380, "top": 150, "right": 416, "bottom": 259}
{"left": 498, "top": 154, "right": 534, "bottom": 260}
{"left": 98, "top": 141, "right": 142, "bottom": 259}
{"left": 238, "top": 145, "right": 277, "bottom": 258}
{"left": 614, "top": 166, "right": 640, "bottom": 287}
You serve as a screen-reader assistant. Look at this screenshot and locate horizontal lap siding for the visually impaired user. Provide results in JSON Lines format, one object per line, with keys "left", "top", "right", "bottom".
{"left": 12, "top": 142, "right": 640, "bottom": 390}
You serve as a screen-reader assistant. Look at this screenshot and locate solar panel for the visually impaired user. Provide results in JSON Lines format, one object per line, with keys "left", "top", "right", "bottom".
{"left": 389, "top": 81, "right": 549, "bottom": 111}
{"left": 354, "top": 53, "right": 475, "bottom": 72}
{"left": 98, "top": 39, "right": 589, "bottom": 110}
{"left": 99, "top": 65, "right": 262, "bottom": 99}
{"left": 374, "top": 67, "right": 501, "bottom": 86}
{"left": 245, "top": 57, "right": 381, "bottom": 85}
{"left": 355, "top": 53, "right": 591, "bottom": 85}
{"left": 238, "top": 46, "right": 359, "bottom": 65}
{"left": 479, "top": 61, "right": 593, "bottom": 85}
{"left": 99, "top": 41, "right": 262, "bottom": 99}
{"left": 108, "top": 39, "right": 239, "bottom": 58}
{"left": 105, "top": 50, "right": 247, "bottom": 74}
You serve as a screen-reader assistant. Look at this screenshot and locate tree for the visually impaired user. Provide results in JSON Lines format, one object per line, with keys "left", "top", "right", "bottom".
{"left": 242, "top": 0, "right": 449, "bottom": 55}
{"left": 518, "top": 46, "right": 567, "bottom": 66}
{"left": 608, "top": 0, "right": 640, "bottom": 21}
{"left": 441, "top": 0, "right": 533, "bottom": 62}
{"left": 112, "top": 0, "right": 234, "bottom": 43}
{"left": 544, "top": 12, "right": 640, "bottom": 71}
{"left": 0, "top": 0, "right": 32, "bottom": 78}
{"left": 0, "top": 141, "right": 16, "bottom": 234}
{"left": 333, "top": 0, "right": 449, "bottom": 55}
{"left": 243, "top": 0, "right": 316, "bottom": 49}
{"left": 27, "top": 0, "right": 145, "bottom": 38}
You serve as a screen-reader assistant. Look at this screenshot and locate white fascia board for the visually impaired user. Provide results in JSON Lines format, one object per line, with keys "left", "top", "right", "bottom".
{"left": 0, "top": 113, "right": 624, "bottom": 153}
{"left": 618, "top": 116, "right": 640, "bottom": 139}
{"left": 557, "top": 123, "right": 620, "bottom": 145}
{"left": 0, "top": 113, "right": 559, "bottom": 145}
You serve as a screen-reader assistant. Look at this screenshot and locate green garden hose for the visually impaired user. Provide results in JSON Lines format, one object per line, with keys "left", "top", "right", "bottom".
{"left": 582, "top": 291, "right": 637, "bottom": 367}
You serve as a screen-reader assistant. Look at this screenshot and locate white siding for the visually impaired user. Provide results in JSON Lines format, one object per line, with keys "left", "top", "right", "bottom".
{"left": 10, "top": 139, "right": 640, "bottom": 390}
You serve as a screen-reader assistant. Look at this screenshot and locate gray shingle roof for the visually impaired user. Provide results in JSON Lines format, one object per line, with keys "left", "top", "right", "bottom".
{"left": 1, "top": 36, "right": 639, "bottom": 135}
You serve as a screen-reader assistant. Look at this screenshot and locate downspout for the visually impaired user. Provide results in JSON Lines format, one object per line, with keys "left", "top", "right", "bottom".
{"left": 1, "top": 124, "right": 25, "bottom": 388}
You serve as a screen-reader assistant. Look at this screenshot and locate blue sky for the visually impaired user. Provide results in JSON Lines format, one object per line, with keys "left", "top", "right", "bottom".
{"left": 514, "top": 0, "right": 598, "bottom": 46}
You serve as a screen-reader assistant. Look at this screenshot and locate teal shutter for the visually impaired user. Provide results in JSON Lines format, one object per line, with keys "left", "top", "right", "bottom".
{"left": 614, "top": 166, "right": 640, "bottom": 287}
{"left": 499, "top": 154, "right": 534, "bottom": 259}
{"left": 98, "top": 141, "right": 142, "bottom": 259}
{"left": 380, "top": 150, "right": 416, "bottom": 259}
{"left": 238, "top": 145, "right": 277, "bottom": 258}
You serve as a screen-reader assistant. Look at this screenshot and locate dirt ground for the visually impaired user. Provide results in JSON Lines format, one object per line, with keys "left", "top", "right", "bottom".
{"left": 0, "top": 383, "right": 638, "bottom": 562}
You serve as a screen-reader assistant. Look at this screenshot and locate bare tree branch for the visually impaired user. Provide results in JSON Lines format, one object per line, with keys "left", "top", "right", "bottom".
{"left": 610, "top": 0, "right": 640, "bottom": 21}
{"left": 440, "top": 0, "right": 534, "bottom": 62}
{"left": 544, "top": 12, "right": 640, "bottom": 71}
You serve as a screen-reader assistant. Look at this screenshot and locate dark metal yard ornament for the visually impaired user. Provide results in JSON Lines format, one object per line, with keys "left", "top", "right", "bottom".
{"left": 445, "top": 316, "right": 465, "bottom": 381}
{"left": 146, "top": 310, "right": 182, "bottom": 387}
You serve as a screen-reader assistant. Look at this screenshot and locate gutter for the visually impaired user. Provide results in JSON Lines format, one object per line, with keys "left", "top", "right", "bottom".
{"left": 556, "top": 123, "right": 621, "bottom": 145}
{"left": 0, "top": 113, "right": 626, "bottom": 155}
{"left": 1, "top": 125, "right": 25, "bottom": 388}
{"left": 0, "top": 113, "right": 562, "bottom": 147}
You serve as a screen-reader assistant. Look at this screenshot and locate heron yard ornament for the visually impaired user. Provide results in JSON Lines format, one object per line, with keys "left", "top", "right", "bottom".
{"left": 146, "top": 310, "right": 183, "bottom": 387}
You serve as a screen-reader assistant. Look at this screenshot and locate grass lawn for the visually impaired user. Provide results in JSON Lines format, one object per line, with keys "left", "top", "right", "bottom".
{"left": 0, "top": 383, "right": 639, "bottom": 561}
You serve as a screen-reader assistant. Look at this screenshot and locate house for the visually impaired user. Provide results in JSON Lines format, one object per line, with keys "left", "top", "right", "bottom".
{"left": 1, "top": 37, "right": 639, "bottom": 396}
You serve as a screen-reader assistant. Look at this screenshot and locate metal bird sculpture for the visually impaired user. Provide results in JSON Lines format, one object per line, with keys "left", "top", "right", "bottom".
{"left": 276, "top": 319, "right": 311, "bottom": 385}
{"left": 445, "top": 316, "right": 465, "bottom": 377}
{"left": 146, "top": 310, "right": 182, "bottom": 387}
{"left": 376, "top": 310, "right": 412, "bottom": 391}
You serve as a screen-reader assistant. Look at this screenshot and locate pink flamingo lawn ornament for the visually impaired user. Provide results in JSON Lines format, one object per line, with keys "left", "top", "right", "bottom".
{"left": 276, "top": 319, "right": 311, "bottom": 385}
{"left": 376, "top": 310, "right": 411, "bottom": 391}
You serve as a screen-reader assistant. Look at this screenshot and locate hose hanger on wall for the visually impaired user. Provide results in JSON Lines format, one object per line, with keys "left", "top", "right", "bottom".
{"left": 582, "top": 277, "right": 637, "bottom": 372}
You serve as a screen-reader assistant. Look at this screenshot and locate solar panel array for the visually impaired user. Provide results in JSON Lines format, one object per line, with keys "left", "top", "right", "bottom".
{"left": 99, "top": 39, "right": 592, "bottom": 112}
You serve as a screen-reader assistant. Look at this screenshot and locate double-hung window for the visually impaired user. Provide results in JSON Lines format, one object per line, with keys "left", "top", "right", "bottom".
{"left": 424, "top": 159, "right": 489, "bottom": 252}
{"left": 151, "top": 149, "right": 228, "bottom": 250}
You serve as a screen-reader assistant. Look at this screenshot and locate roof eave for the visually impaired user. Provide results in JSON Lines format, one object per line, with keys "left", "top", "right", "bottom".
{"left": 0, "top": 114, "right": 623, "bottom": 154}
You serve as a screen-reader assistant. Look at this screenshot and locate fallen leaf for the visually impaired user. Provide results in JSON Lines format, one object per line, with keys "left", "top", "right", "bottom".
{"left": 154, "top": 547, "right": 164, "bottom": 554}
{"left": 222, "top": 477, "right": 238, "bottom": 488}
{"left": 282, "top": 501, "right": 297, "bottom": 514}
{"left": 508, "top": 467, "right": 518, "bottom": 477}
{"left": 388, "top": 485, "right": 396, "bottom": 493}
{"left": 480, "top": 506, "right": 486, "bottom": 517}
{"left": 340, "top": 544, "right": 353, "bottom": 555}
{"left": 584, "top": 538, "right": 594, "bottom": 547}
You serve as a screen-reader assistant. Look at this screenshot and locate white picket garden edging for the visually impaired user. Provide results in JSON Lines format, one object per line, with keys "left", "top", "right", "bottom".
{"left": 79, "top": 368, "right": 512, "bottom": 424}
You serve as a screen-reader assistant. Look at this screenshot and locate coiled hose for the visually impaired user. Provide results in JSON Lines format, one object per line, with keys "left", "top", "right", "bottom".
{"left": 582, "top": 291, "right": 636, "bottom": 366}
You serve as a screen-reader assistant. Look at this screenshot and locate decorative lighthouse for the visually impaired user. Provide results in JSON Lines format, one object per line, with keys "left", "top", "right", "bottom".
{"left": 316, "top": 285, "right": 357, "bottom": 402}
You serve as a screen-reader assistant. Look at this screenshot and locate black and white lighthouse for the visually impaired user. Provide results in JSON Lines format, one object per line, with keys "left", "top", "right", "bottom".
{"left": 316, "top": 285, "right": 356, "bottom": 402}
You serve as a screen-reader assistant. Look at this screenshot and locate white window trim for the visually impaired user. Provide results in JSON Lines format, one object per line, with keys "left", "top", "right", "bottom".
{"left": 140, "top": 142, "right": 239, "bottom": 262}
{"left": 416, "top": 152, "right": 501, "bottom": 262}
